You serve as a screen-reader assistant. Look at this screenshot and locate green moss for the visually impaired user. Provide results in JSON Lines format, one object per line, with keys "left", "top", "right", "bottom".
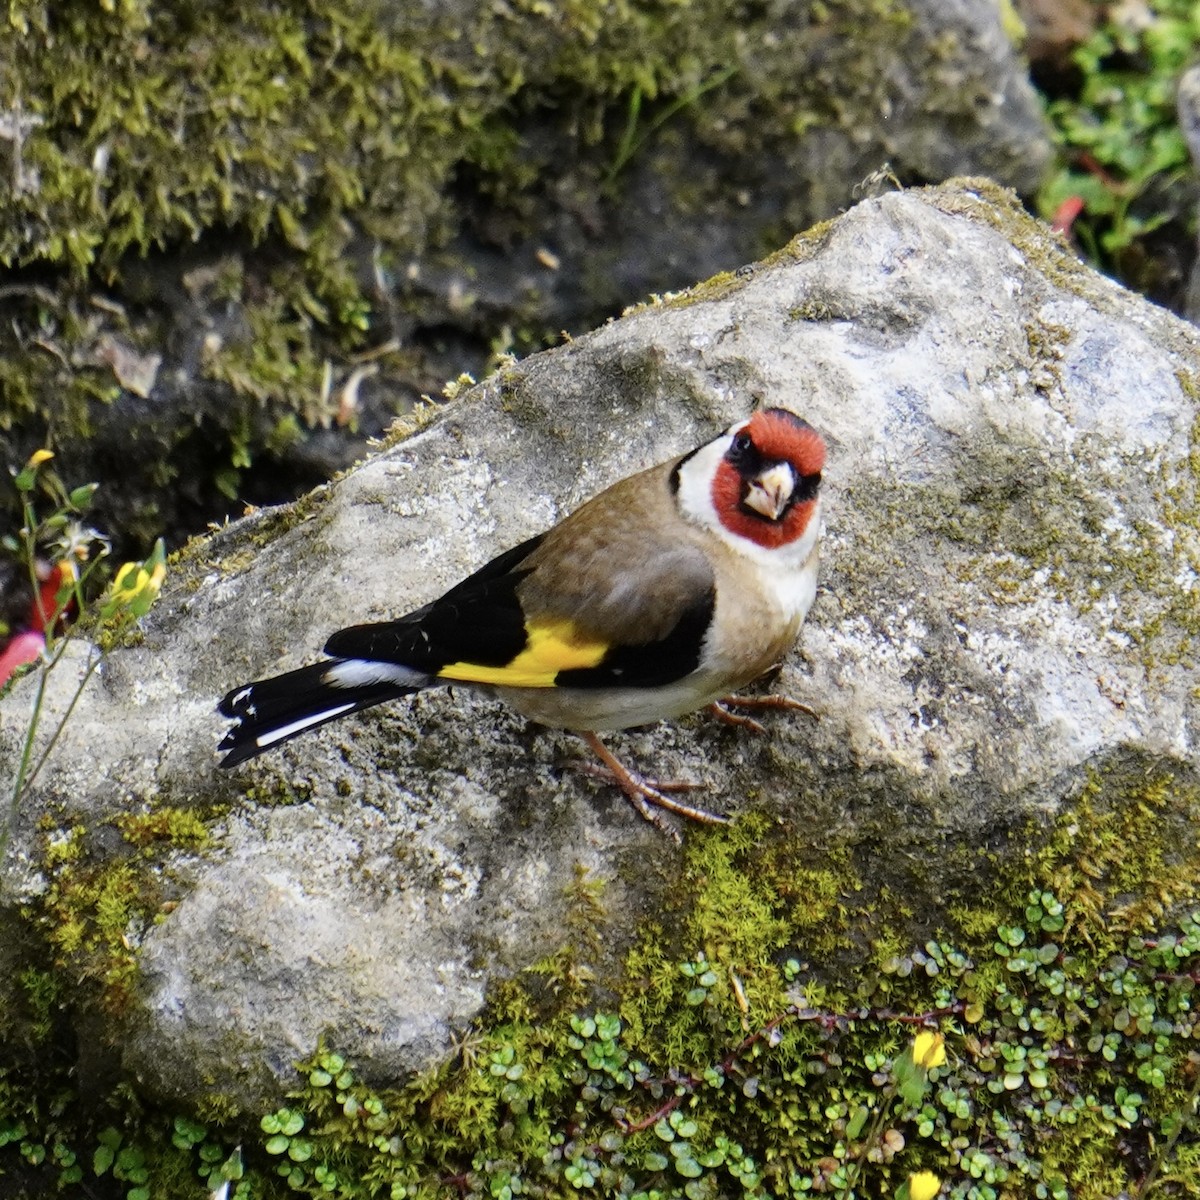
{"left": 928, "top": 178, "right": 1094, "bottom": 297}
{"left": 5, "top": 760, "right": 1200, "bottom": 1197}
{"left": 0, "top": 0, "right": 919, "bottom": 555}
{"left": 236, "top": 776, "right": 315, "bottom": 810}
{"left": 24, "top": 800, "right": 220, "bottom": 1023}
{"left": 13, "top": 969, "right": 61, "bottom": 1046}
{"left": 114, "top": 808, "right": 210, "bottom": 851}
{"left": 165, "top": 479, "right": 339, "bottom": 587}
{"left": 789, "top": 298, "right": 841, "bottom": 323}
{"left": 39, "top": 856, "right": 146, "bottom": 1014}
{"left": 0, "top": 0, "right": 913, "bottom": 283}
{"left": 206, "top": 768, "right": 1200, "bottom": 1198}
{"left": 372, "top": 400, "right": 442, "bottom": 452}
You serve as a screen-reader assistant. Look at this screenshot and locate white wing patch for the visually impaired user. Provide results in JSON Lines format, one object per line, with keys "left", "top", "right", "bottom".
{"left": 325, "top": 659, "right": 430, "bottom": 689}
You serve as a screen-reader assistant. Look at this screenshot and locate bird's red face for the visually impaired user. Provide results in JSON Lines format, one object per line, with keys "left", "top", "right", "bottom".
{"left": 711, "top": 408, "right": 826, "bottom": 549}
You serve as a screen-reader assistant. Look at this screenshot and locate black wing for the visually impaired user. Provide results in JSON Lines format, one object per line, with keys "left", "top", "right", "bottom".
{"left": 323, "top": 533, "right": 545, "bottom": 672}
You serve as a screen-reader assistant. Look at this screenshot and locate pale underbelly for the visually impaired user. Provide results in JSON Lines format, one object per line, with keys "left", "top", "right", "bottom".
{"left": 489, "top": 671, "right": 747, "bottom": 731}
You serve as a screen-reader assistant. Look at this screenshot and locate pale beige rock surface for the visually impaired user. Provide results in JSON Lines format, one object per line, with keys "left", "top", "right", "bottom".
{"left": 2, "top": 182, "right": 1197, "bottom": 1106}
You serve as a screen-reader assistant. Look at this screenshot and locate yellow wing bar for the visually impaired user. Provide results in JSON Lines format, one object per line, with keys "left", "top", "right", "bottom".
{"left": 439, "top": 619, "right": 607, "bottom": 688}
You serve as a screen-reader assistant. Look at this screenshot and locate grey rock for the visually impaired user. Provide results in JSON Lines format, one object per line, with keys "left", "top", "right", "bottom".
{"left": 2, "top": 180, "right": 1197, "bottom": 1109}
{"left": 410, "top": 0, "right": 1053, "bottom": 348}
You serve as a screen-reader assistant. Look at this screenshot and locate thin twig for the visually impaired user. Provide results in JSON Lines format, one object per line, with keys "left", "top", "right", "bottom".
{"left": 1132, "top": 1060, "right": 1200, "bottom": 1199}
{"left": 22, "top": 642, "right": 102, "bottom": 795}
{"left": 5, "top": 663, "right": 49, "bottom": 856}
{"left": 838, "top": 1086, "right": 893, "bottom": 1200}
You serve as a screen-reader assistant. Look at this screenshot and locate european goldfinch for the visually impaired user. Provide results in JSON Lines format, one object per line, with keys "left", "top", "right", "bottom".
{"left": 218, "top": 407, "right": 826, "bottom": 831}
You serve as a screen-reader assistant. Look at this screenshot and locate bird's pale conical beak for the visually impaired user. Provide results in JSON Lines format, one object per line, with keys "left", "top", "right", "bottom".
{"left": 742, "top": 463, "right": 795, "bottom": 520}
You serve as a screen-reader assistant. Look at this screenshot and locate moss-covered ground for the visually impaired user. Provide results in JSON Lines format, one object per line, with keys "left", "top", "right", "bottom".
{"left": 0, "top": 0, "right": 910, "bottom": 556}
{"left": 3, "top": 760, "right": 1200, "bottom": 1199}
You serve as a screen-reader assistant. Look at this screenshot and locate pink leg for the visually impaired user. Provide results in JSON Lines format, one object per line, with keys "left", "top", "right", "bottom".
{"left": 709, "top": 693, "right": 818, "bottom": 735}
{"left": 577, "top": 732, "right": 730, "bottom": 838}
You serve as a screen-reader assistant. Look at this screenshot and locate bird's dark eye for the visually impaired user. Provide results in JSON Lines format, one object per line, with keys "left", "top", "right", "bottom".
{"left": 726, "top": 430, "right": 759, "bottom": 472}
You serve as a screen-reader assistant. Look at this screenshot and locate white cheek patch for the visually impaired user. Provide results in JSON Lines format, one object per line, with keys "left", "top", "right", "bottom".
{"left": 675, "top": 434, "right": 734, "bottom": 531}
{"left": 325, "top": 659, "right": 430, "bottom": 689}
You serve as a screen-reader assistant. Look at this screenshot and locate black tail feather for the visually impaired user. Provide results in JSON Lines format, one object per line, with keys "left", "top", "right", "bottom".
{"left": 217, "top": 661, "right": 418, "bottom": 767}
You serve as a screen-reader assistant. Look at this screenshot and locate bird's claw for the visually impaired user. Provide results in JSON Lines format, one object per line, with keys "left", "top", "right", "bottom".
{"left": 572, "top": 761, "right": 705, "bottom": 794}
{"left": 707, "top": 701, "right": 768, "bottom": 735}
{"left": 710, "top": 693, "right": 818, "bottom": 734}
{"left": 575, "top": 733, "right": 730, "bottom": 836}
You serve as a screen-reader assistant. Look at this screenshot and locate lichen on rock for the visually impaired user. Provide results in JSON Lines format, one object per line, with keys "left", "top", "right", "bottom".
{"left": 2, "top": 182, "right": 1198, "bottom": 1195}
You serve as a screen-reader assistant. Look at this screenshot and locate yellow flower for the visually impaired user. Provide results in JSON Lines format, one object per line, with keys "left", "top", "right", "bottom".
{"left": 907, "top": 1170, "right": 941, "bottom": 1200}
{"left": 911, "top": 1030, "right": 946, "bottom": 1070}
{"left": 102, "top": 539, "right": 166, "bottom": 619}
{"left": 27, "top": 448, "right": 54, "bottom": 468}
{"left": 111, "top": 562, "right": 150, "bottom": 599}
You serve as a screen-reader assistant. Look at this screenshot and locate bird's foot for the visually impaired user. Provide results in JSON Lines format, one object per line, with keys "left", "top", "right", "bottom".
{"left": 576, "top": 732, "right": 730, "bottom": 839}
{"left": 572, "top": 761, "right": 705, "bottom": 795}
{"left": 709, "top": 693, "right": 818, "bottom": 735}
